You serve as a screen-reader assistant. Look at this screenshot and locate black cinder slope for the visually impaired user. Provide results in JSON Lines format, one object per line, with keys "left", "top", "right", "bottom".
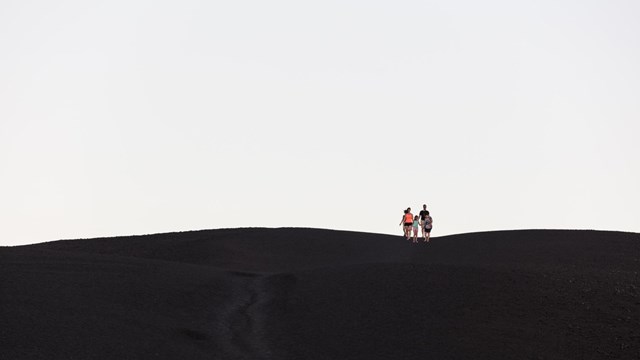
{"left": 1, "top": 229, "right": 639, "bottom": 359}
{"left": 22, "top": 228, "right": 414, "bottom": 272}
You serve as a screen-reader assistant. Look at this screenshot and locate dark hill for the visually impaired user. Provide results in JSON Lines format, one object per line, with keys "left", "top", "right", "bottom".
{"left": 1, "top": 229, "right": 639, "bottom": 359}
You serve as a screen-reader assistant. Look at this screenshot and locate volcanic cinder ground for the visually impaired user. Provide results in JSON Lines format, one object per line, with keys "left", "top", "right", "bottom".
{"left": 2, "top": 228, "right": 639, "bottom": 359}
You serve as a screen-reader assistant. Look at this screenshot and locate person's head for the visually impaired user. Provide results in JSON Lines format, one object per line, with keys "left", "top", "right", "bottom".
{"left": 414, "top": 215, "right": 419, "bottom": 220}
{"left": 407, "top": 207, "right": 411, "bottom": 212}
{"left": 423, "top": 204, "right": 427, "bottom": 210}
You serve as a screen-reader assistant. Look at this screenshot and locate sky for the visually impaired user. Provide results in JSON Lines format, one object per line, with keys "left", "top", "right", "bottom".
{"left": 1, "top": 0, "right": 639, "bottom": 246}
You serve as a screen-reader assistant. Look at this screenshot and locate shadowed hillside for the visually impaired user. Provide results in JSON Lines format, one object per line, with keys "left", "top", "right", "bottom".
{"left": 2, "top": 229, "right": 639, "bottom": 359}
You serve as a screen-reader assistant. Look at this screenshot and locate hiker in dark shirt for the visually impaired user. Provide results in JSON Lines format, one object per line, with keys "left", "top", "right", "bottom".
{"left": 419, "top": 204, "right": 429, "bottom": 241}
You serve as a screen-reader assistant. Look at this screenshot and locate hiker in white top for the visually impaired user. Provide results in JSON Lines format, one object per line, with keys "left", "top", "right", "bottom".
{"left": 423, "top": 210, "right": 433, "bottom": 243}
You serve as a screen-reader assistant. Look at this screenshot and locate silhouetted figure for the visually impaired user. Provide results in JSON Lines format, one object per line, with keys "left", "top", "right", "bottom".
{"left": 419, "top": 204, "right": 429, "bottom": 240}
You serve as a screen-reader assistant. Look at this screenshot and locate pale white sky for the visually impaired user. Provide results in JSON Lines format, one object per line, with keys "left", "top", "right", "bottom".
{"left": 1, "top": 0, "right": 639, "bottom": 245}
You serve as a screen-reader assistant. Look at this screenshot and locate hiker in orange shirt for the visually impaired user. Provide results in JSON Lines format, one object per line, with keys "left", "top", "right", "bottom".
{"left": 399, "top": 207, "right": 413, "bottom": 240}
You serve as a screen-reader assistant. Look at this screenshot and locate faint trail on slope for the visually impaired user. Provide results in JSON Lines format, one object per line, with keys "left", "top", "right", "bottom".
{"left": 214, "top": 272, "right": 297, "bottom": 360}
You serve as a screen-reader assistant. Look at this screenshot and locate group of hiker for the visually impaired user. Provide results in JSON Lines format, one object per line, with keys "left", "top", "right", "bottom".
{"left": 400, "top": 204, "right": 433, "bottom": 243}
